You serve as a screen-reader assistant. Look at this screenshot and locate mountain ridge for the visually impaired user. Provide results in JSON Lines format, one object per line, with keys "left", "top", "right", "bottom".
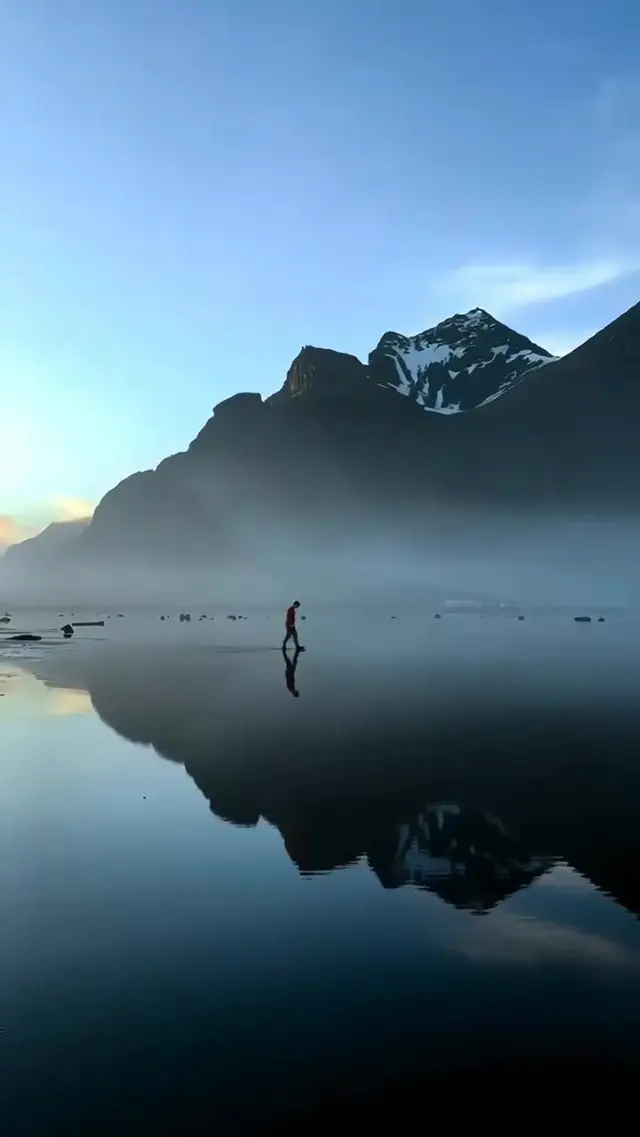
{"left": 2, "top": 518, "right": 90, "bottom": 563}
{"left": 2, "top": 299, "right": 639, "bottom": 594}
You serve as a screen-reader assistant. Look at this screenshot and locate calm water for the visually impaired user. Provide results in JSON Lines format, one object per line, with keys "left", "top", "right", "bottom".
{"left": 2, "top": 614, "right": 640, "bottom": 1132}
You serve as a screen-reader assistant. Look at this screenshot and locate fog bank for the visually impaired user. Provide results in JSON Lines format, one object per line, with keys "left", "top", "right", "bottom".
{"left": 1, "top": 514, "right": 638, "bottom": 608}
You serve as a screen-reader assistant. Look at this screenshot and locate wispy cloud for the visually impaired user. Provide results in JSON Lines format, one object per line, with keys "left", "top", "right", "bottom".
{"left": 441, "top": 258, "right": 636, "bottom": 317}
{"left": 51, "top": 496, "right": 95, "bottom": 522}
{"left": 439, "top": 75, "right": 640, "bottom": 323}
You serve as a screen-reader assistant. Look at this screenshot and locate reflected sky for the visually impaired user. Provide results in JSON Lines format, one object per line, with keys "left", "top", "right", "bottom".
{"left": 2, "top": 626, "right": 640, "bottom": 1133}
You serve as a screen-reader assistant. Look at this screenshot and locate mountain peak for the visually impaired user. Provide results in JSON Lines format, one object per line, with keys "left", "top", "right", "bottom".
{"left": 463, "top": 306, "right": 492, "bottom": 320}
{"left": 271, "top": 345, "right": 369, "bottom": 402}
{"left": 448, "top": 307, "right": 493, "bottom": 325}
{"left": 213, "top": 392, "right": 263, "bottom": 418}
{"left": 370, "top": 310, "right": 553, "bottom": 414}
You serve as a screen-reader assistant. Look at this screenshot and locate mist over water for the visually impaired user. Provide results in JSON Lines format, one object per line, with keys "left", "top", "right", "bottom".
{"left": 2, "top": 512, "right": 639, "bottom": 607}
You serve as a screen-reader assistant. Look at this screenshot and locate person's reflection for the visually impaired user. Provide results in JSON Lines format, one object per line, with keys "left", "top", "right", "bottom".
{"left": 282, "top": 646, "right": 301, "bottom": 697}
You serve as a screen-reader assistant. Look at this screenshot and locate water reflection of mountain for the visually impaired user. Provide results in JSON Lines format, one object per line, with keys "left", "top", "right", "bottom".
{"left": 368, "top": 804, "right": 550, "bottom": 913}
{"left": 20, "top": 645, "right": 640, "bottom": 918}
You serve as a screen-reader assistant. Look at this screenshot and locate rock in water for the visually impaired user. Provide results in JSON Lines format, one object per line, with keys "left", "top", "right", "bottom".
{"left": 574, "top": 616, "right": 592, "bottom": 623}
{"left": 9, "top": 634, "right": 42, "bottom": 642}
{"left": 60, "top": 624, "right": 74, "bottom": 637}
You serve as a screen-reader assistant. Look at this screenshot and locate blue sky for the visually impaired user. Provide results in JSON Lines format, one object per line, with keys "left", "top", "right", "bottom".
{"left": 1, "top": 0, "right": 639, "bottom": 546}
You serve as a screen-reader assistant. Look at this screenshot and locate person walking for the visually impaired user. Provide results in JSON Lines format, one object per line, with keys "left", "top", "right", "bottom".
{"left": 282, "top": 600, "right": 302, "bottom": 651}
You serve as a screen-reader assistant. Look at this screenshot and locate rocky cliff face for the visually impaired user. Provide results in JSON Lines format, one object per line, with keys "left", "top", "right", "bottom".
{"left": 272, "top": 345, "right": 370, "bottom": 401}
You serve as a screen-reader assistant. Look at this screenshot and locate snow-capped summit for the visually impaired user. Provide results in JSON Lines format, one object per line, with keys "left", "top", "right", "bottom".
{"left": 369, "top": 309, "right": 555, "bottom": 414}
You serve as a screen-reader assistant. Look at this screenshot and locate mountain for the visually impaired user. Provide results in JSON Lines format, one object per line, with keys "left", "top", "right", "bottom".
{"left": 268, "top": 310, "right": 554, "bottom": 414}
{"left": 2, "top": 299, "right": 640, "bottom": 595}
{"left": 369, "top": 308, "right": 554, "bottom": 413}
{"left": 270, "top": 308, "right": 555, "bottom": 414}
{"left": 2, "top": 519, "right": 90, "bottom": 566}
{"left": 436, "top": 298, "right": 640, "bottom": 511}
{"left": 84, "top": 298, "right": 640, "bottom": 532}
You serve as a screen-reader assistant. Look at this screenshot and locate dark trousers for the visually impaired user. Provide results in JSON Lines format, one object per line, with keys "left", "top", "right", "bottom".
{"left": 283, "top": 626, "right": 299, "bottom": 650}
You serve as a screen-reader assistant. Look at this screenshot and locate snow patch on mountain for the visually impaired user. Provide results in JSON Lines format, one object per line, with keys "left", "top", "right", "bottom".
{"left": 369, "top": 309, "right": 557, "bottom": 415}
